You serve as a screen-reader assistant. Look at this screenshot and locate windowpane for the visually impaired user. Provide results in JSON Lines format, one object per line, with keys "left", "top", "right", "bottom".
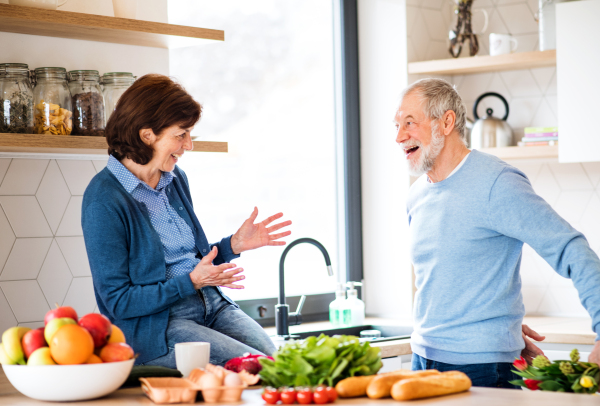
{"left": 170, "top": 1, "right": 340, "bottom": 300}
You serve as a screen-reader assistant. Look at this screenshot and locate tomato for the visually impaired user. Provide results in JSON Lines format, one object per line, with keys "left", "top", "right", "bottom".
{"left": 325, "top": 387, "right": 337, "bottom": 402}
{"left": 262, "top": 388, "right": 280, "bottom": 405}
{"left": 313, "top": 390, "right": 329, "bottom": 404}
{"left": 296, "top": 389, "right": 313, "bottom": 405}
{"left": 280, "top": 388, "right": 297, "bottom": 405}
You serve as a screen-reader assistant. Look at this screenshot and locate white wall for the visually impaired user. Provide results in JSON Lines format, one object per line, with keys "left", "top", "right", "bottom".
{"left": 358, "top": 0, "right": 413, "bottom": 321}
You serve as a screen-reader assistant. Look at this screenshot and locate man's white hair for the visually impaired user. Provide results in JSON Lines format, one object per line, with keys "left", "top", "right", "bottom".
{"left": 400, "top": 78, "right": 467, "bottom": 144}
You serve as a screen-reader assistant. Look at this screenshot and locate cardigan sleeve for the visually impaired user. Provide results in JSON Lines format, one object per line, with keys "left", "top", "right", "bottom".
{"left": 82, "top": 201, "right": 196, "bottom": 320}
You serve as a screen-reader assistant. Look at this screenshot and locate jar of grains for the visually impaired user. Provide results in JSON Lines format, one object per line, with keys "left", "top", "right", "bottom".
{"left": 33, "top": 67, "right": 73, "bottom": 136}
{"left": 101, "top": 72, "right": 135, "bottom": 124}
{"left": 67, "top": 70, "right": 105, "bottom": 136}
{"left": 0, "top": 63, "right": 34, "bottom": 134}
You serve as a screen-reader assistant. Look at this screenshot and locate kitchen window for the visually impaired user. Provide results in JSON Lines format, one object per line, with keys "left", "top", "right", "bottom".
{"left": 170, "top": 0, "right": 361, "bottom": 322}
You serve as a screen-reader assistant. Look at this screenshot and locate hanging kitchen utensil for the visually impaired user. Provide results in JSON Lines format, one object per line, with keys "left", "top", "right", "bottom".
{"left": 448, "top": 0, "right": 489, "bottom": 58}
{"left": 469, "top": 92, "right": 514, "bottom": 149}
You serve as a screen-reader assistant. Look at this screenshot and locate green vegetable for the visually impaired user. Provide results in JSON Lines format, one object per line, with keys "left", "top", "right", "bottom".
{"left": 259, "top": 334, "right": 382, "bottom": 387}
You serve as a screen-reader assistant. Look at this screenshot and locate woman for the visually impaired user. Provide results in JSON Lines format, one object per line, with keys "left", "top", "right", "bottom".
{"left": 82, "top": 74, "right": 291, "bottom": 367}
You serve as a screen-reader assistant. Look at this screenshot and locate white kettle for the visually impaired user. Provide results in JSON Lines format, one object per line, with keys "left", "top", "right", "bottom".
{"left": 469, "top": 92, "right": 514, "bottom": 149}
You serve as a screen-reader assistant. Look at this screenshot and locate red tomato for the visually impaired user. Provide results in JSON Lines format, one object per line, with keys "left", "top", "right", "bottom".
{"left": 262, "top": 388, "right": 280, "bottom": 405}
{"left": 280, "top": 388, "right": 297, "bottom": 405}
{"left": 325, "top": 387, "right": 337, "bottom": 402}
{"left": 296, "top": 389, "right": 313, "bottom": 405}
{"left": 313, "top": 390, "right": 329, "bottom": 404}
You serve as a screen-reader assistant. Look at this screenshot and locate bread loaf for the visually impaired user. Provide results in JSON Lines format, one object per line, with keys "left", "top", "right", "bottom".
{"left": 366, "top": 370, "right": 440, "bottom": 399}
{"left": 335, "top": 375, "right": 376, "bottom": 398}
{"left": 390, "top": 371, "right": 472, "bottom": 401}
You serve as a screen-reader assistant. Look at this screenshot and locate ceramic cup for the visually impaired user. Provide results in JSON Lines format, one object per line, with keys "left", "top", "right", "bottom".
{"left": 489, "top": 33, "right": 518, "bottom": 56}
{"left": 175, "top": 342, "right": 210, "bottom": 377}
{"left": 8, "top": 0, "right": 68, "bottom": 10}
{"left": 112, "top": 0, "right": 137, "bottom": 19}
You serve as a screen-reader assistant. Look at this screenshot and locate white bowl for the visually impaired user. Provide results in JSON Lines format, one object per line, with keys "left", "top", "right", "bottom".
{"left": 2, "top": 359, "right": 135, "bottom": 401}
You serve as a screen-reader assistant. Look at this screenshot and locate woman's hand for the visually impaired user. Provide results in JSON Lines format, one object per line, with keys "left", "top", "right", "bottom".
{"left": 521, "top": 324, "right": 546, "bottom": 364}
{"left": 189, "top": 247, "right": 245, "bottom": 290}
{"left": 230, "top": 207, "right": 292, "bottom": 255}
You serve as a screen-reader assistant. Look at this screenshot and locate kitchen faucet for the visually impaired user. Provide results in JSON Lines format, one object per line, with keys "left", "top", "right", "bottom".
{"left": 276, "top": 238, "right": 333, "bottom": 338}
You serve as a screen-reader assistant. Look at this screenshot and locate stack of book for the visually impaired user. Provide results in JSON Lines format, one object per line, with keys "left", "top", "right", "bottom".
{"left": 518, "top": 127, "right": 558, "bottom": 147}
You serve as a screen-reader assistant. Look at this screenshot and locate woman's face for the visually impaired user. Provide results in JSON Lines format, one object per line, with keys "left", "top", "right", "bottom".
{"left": 146, "top": 124, "right": 194, "bottom": 173}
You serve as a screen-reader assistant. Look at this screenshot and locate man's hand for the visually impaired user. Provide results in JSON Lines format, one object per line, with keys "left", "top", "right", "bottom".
{"left": 230, "top": 207, "right": 292, "bottom": 255}
{"left": 521, "top": 324, "right": 546, "bottom": 364}
{"left": 588, "top": 341, "right": 600, "bottom": 364}
{"left": 189, "top": 247, "right": 245, "bottom": 290}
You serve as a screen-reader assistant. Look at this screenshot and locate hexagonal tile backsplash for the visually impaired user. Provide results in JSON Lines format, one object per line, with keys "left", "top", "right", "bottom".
{"left": 0, "top": 157, "right": 106, "bottom": 332}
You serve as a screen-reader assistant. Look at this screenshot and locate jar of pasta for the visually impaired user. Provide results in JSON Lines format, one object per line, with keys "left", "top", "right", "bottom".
{"left": 101, "top": 72, "right": 135, "bottom": 124}
{"left": 67, "top": 70, "right": 105, "bottom": 137}
{"left": 0, "top": 63, "right": 34, "bottom": 134}
{"left": 32, "top": 67, "right": 73, "bottom": 136}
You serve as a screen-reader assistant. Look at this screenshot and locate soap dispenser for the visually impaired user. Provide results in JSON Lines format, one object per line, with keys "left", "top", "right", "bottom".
{"left": 329, "top": 283, "right": 349, "bottom": 326}
{"left": 345, "top": 281, "right": 365, "bottom": 326}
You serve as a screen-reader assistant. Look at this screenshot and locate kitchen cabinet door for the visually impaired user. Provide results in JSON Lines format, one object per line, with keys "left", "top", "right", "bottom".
{"left": 556, "top": 0, "right": 600, "bottom": 163}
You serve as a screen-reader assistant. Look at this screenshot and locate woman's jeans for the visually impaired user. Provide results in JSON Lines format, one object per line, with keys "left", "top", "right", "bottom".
{"left": 412, "top": 353, "right": 520, "bottom": 389}
{"left": 141, "top": 287, "right": 276, "bottom": 368}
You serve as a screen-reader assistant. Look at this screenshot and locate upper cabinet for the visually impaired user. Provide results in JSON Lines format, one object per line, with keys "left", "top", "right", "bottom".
{"left": 556, "top": 0, "right": 600, "bottom": 163}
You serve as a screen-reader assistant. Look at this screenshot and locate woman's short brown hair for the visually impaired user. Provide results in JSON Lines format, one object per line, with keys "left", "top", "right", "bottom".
{"left": 105, "top": 74, "right": 201, "bottom": 165}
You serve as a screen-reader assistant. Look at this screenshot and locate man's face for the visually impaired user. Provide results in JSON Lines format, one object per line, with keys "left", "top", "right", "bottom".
{"left": 394, "top": 92, "right": 444, "bottom": 177}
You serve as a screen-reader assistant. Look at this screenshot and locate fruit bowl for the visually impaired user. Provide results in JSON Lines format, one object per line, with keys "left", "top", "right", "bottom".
{"left": 2, "top": 359, "right": 135, "bottom": 401}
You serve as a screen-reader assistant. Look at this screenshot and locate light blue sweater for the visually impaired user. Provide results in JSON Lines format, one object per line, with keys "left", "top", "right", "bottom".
{"left": 407, "top": 150, "right": 600, "bottom": 365}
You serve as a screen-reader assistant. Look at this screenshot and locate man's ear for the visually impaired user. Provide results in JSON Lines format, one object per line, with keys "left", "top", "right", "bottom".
{"left": 442, "top": 110, "right": 456, "bottom": 136}
{"left": 139, "top": 128, "right": 155, "bottom": 146}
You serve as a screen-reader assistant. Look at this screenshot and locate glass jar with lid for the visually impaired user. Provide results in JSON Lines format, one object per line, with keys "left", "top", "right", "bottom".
{"left": 67, "top": 70, "right": 105, "bottom": 137}
{"left": 32, "top": 67, "right": 72, "bottom": 136}
{"left": 101, "top": 72, "right": 136, "bottom": 124}
{"left": 0, "top": 63, "right": 34, "bottom": 134}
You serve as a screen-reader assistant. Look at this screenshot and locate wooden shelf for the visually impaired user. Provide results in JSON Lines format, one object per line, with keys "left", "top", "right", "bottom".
{"left": 0, "top": 133, "right": 227, "bottom": 155}
{"left": 0, "top": 3, "right": 224, "bottom": 48}
{"left": 408, "top": 50, "right": 556, "bottom": 76}
{"left": 479, "top": 145, "right": 558, "bottom": 160}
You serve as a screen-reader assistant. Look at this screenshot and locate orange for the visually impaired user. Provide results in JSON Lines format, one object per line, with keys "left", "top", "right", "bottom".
{"left": 49, "top": 324, "right": 94, "bottom": 365}
{"left": 107, "top": 324, "right": 126, "bottom": 344}
{"left": 85, "top": 354, "right": 103, "bottom": 364}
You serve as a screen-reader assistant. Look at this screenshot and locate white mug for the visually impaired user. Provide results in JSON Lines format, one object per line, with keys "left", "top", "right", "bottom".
{"left": 8, "top": 0, "right": 68, "bottom": 10}
{"left": 175, "top": 342, "right": 210, "bottom": 377}
{"left": 489, "top": 33, "right": 518, "bottom": 56}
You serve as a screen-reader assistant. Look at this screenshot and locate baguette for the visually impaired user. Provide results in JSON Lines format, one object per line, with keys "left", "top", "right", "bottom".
{"left": 335, "top": 375, "right": 376, "bottom": 398}
{"left": 390, "top": 371, "right": 472, "bottom": 401}
{"left": 366, "top": 370, "right": 440, "bottom": 399}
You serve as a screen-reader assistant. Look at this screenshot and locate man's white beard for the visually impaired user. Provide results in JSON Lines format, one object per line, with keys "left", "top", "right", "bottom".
{"left": 406, "top": 123, "right": 445, "bottom": 177}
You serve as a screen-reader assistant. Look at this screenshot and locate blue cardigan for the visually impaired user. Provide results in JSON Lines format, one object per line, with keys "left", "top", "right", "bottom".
{"left": 82, "top": 165, "right": 239, "bottom": 364}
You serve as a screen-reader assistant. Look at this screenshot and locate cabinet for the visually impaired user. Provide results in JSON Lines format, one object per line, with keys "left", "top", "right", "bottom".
{"left": 556, "top": 0, "right": 600, "bottom": 163}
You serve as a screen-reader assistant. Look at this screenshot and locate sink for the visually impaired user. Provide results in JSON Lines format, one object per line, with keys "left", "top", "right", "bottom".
{"left": 292, "top": 325, "right": 412, "bottom": 343}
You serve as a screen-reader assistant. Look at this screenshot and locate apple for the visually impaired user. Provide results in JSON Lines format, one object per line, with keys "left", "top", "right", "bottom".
{"left": 78, "top": 313, "right": 112, "bottom": 348}
{"left": 44, "top": 317, "right": 76, "bottom": 343}
{"left": 27, "top": 347, "right": 57, "bottom": 365}
{"left": 21, "top": 327, "right": 47, "bottom": 359}
{"left": 44, "top": 306, "right": 78, "bottom": 326}
{"left": 99, "top": 342, "right": 134, "bottom": 363}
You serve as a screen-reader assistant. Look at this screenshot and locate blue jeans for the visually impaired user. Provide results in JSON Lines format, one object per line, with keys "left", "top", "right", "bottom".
{"left": 141, "top": 287, "right": 276, "bottom": 368}
{"left": 412, "top": 353, "right": 520, "bottom": 389}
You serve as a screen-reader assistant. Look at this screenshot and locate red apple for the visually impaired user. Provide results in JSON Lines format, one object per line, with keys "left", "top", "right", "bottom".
{"left": 99, "top": 342, "right": 134, "bottom": 363}
{"left": 44, "top": 306, "right": 78, "bottom": 326}
{"left": 21, "top": 327, "right": 47, "bottom": 360}
{"left": 78, "top": 313, "right": 112, "bottom": 348}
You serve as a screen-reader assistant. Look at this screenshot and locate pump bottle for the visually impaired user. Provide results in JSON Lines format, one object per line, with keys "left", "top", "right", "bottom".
{"left": 329, "top": 283, "right": 350, "bottom": 326}
{"left": 345, "top": 281, "right": 365, "bottom": 326}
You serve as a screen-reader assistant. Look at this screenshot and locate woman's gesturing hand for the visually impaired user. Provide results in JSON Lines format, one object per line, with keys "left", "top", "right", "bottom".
{"left": 230, "top": 207, "right": 292, "bottom": 255}
{"left": 189, "top": 246, "right": 245, "bottom": 290}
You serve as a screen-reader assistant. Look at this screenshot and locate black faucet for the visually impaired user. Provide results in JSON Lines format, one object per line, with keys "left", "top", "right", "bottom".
{"left": 276, "top": 238, "right": 333, "bottom": 338}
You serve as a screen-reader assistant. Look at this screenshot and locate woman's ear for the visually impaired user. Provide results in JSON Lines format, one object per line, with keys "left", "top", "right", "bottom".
{"left": 139, "top": 128, "right": 155, "bottom": 146}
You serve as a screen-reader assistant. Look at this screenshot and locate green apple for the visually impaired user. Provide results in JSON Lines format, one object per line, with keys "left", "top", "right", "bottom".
{"left": 27, "top": 347, "right": 56, "bottom": 365}
{"left": 44, "top": 317, "right": 76, "bottom": 343}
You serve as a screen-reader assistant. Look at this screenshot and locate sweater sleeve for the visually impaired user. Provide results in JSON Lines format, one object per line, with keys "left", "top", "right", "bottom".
{"left": 82, "top": 201, "right": 196, "bottom": 320}
{"left": 487, "top": 168, "right": 600, "bottom": 339}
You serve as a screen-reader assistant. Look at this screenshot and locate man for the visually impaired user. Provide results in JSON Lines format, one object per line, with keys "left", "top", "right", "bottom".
{"left": 395, "top": 78, "right": 600, "bottom": 388}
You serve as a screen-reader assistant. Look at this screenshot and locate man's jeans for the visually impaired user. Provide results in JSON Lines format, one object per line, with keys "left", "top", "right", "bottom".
{"left": 412, "top": 353, "right": 520, "bottom": 389}
{"left": 141, "top": 287, "right": 276, "bottom": 368}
